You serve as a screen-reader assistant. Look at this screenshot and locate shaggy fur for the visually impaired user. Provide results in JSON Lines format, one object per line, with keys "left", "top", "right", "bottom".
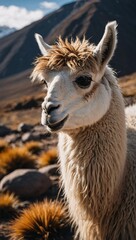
{"left": 59, "top": 70, "right": 136, "bottom": 239}
{"left": 32, "top": 22, "right": 136, "bottom": 239}
{"left": 33, "top": 37, "right": 97, "bottom": 74}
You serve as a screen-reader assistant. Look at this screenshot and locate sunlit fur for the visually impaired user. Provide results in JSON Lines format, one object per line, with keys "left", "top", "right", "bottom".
{"left": 32, "top": 37, "right": 97, "bottom": 73}
{"left": 32, "top": 21, "right": 136, "bottom": 239}
{"left": 9, "top": 200, "right": 71, "bottom": 240}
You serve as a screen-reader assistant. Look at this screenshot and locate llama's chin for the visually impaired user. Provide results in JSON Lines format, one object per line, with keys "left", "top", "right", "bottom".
{"left": 45, "top": 115, "right": 69, "bottom": 133}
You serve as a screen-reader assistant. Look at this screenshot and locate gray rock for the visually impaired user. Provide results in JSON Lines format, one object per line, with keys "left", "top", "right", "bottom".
{"left": 33, "top": 125, "right": 51, "bottom": 138}
{"left": 22, "top": 132, "right": 40, "bottom": 142}
{"left": 18, "top": 123, "right": 33, "bottom": 133}
{"left": 0, "top": 124, "right": 11, "bottom": 137}
{"left": 39, "top": 164, "right": 59, "bottom": 176}
{"left": 0, "top": 173, "right": 4, "bottom": 181}
{"left": 0, "top": 169, "right": 51, "bottom": 199}
{"left": 5, "top": 134, "right": 21, "bottom": 144}
{"left": 33, "top": 125, "right": 45, "bottom": 133}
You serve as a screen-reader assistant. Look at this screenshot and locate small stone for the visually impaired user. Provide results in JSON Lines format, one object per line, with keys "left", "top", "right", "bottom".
{"left": 0, "top": 169, "right": 51, "bottom": 199}
{"left": 22, "top": 132, "right": 40, "bottom": 143}
{"left": 0, "top": 124, "right": 11, "bottom": 137}
{"left": 18, "top": 123, "right": 33, "bottom": 133}
{"left": 5, "top": 134, "right": 21, "bottom": 144}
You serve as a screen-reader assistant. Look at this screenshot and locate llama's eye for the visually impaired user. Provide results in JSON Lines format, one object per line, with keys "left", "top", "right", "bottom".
{"left": 75, "top": 76, "right": 92, "bottom": 89}
{"left": 41, "top": 79, "right": 47, "bottom": 87}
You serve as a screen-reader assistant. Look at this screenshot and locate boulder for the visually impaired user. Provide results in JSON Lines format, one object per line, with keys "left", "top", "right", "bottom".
{"left": 0, "top": 169, "right": 51, "bottom": 199}
{"left": 18, "top": 123, "right": 33, "bottom": 133}
{"left": 0, "top": 173, "right": 4, "bottom": 181}
{"left": 39, "top": 164, "right": 59, "bottom": 176}
{"left": 0, "top": 124, "right": 11, "bottom": 137}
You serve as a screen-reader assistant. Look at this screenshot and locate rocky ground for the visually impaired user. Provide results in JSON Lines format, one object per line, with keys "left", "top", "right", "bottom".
{"left": 0, "top": 121, "right": 66, "bottom": 239}
{"left": 0, "top": 76, "right": 135, "bottom": 239}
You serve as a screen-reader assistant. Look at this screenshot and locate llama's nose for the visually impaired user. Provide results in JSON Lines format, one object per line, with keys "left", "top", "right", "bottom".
{"left": 44, "top": 102, "right": 60, "bottom": 115}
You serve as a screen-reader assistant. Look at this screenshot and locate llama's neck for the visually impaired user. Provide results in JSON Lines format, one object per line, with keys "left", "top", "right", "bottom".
{"left": 58, "top": 76, "right": 127, "bottom": 223}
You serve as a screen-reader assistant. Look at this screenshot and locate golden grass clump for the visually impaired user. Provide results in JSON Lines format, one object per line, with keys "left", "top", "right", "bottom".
{"left": 0, "top": 147, "right": 36, "bottom": 175}
{"left": 24, "top": 141, "right": 42, "bottom": 155}
{"left": 38, "top": 148, "right": 58, "bottom": 167}
{"left": 0, "top": 139, "right": 8, "bottom": 153}
{"left": 9, "top": 200, "right": 71, "bottom": 240}
{"left": 0, "top": 192, "right": 19, "bottom": 220}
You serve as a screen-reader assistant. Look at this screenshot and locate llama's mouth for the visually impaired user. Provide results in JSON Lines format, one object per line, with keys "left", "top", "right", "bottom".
{"left": 47, "top": 115, "right": 68, "bottom": 131}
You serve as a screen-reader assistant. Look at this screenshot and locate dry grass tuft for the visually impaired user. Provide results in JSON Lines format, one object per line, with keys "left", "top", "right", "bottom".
{"left": 0, "top": 192, "right": 19, "bottom": 220}
{"left": 24, "top": 141, "right": 42, "bottom": 155}
{"left": 38, "top": 148, "right": 58, "bottom": 168}
{"left": 9, "top": 200, "right": 71, "bottom": 240}
{"left": 0, "top": 139, "right": 8, "bottom": 153}
{"left": 0, "top": 147, "right": 36, "bottom": 175}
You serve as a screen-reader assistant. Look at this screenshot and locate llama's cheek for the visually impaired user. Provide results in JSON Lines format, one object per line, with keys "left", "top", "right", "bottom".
{"left": 63, "top": 115, "right": 82, "bottom": 129}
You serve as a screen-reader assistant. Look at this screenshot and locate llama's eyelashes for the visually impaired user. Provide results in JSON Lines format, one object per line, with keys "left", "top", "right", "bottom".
{"left": 41, "top": 79, "right": 48, "bottom": 87}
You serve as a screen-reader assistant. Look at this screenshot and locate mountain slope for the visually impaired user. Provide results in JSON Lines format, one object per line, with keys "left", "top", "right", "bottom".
{"left": 0, "top": 2, "right": 75, "bottom": 79}
{"left": 0, "top": 26, "right": 16, "bottom": 38}
{"left": 0, "top": 0, "right": 136, "bottom": 104}
{"left": 1, "top": 0, "right": 136, "bottom": 80}
{"left": 47, "top": 0, "right": 136, "bottom": 77}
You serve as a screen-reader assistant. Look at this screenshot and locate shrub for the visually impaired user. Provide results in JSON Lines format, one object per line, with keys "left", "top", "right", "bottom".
{"left": 0, "top": 147, "right": 36, "bottom": 175}
{"left": 0, "top": 139, "right": 8, "bottom": 153}
{"left": 38, "top": 148, "right": 58, "bottom": 168}
{"left": 9, "top": 200, "right": 71, "bottom": 240}
{"left": 24, "top": 141, "right": 42, "bottom": 155}
{"left": 0, "top": 192, "right": 19, "bottom": 221}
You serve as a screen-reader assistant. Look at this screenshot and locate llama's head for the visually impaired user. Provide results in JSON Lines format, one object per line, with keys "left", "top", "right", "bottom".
{"left": 31, "top": 21, "right": 117, "bottom": 132}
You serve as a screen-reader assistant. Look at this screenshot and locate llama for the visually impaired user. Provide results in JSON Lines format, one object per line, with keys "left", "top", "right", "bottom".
{"left": 31, "top": 22, "right": 136, "bottom": 239}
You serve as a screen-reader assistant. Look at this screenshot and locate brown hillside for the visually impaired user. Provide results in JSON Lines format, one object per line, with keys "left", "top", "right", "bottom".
{"left": 0, "top": 0, "right": 136, "bottom": 80}
{"left": 0, "top": 0, "right": 136, "bottom": 104}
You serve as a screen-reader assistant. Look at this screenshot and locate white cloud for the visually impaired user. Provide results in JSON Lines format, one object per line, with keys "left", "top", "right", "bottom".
{"left": 40, "top": 1, "right": 59, "bottom": 10}
{"left": 0, "top": 5, "right": 44, "bottom": 29}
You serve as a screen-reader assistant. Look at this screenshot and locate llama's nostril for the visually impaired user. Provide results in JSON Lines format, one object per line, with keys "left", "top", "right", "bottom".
{"left": 46, "top": 104, "right": 60, "bottom": 115}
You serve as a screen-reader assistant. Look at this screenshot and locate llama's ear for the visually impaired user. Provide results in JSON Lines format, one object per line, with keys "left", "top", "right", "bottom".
{"left": 35, "top": 33, "right": 51, "bottom": 56}
{"left": 95, "top": 21, "right": 117, "bottom": 69}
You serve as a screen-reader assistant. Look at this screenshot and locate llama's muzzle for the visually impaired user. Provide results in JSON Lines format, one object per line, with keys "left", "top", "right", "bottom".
{"left": 41, "top": 101, "right": 68, "bottom": 131}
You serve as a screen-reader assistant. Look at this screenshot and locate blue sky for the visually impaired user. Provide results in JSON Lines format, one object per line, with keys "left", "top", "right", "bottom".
{"left": 0, "top": 0, "right": 74, "bottom": 10}
{"left": 0, "top": 0, "right": 75, "bottom": 29}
